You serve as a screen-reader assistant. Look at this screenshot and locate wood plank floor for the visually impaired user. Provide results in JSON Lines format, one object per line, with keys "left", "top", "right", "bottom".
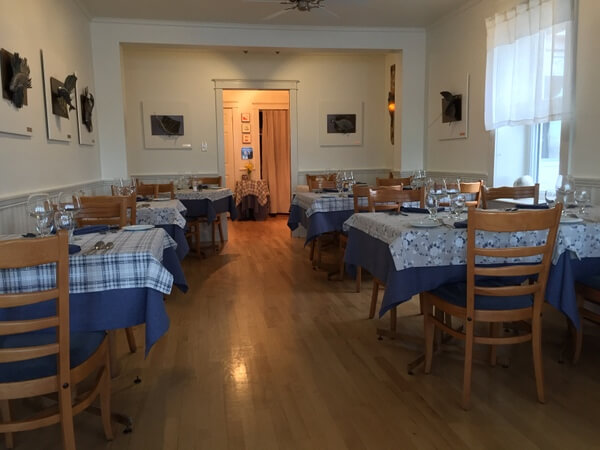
{"left": 8, "top": 216, "right": 600, "bottom": 449}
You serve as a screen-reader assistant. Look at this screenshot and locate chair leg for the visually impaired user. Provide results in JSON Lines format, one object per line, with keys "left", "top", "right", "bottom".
{"left": 572, "top": 321, "right": 583, "bottom": 365}
{"left": 489, "top": 322, "right": 500, "bottom": 367}
{"left": 462, "top": 318, "right": 475, "bottom": 410}
{"left": 356, "top": 266, "right": 362, "bottom": 293}
{"left": 423, "top": 299, "right": 435, "bottom": 374}
{"left": 217, "top": 218, "right": 224, "bottom": 247}
{"left": 390, "top": 306, "right": 397, "bottom": 332}
{"left": 310, "top": 240, "right": 315, "bottom": 261}
{"left": 195, "top": 223, "right": 202, "bottom": 254}
{"left": 369, "top": 279, "right": 380, "bottom": 319}
{"left": 1, "top": 400, "right": 14, "bottom": 449}
{"left": 100, "top": 351, "right": 114, "bottom": 441}
{"left": 532, "top": 315, "right": 545, "bottom": 403}
{"left": 59, "top": 386, "right": 76, "bottom": 450}
{"left": 125, "top": 327, "right": 137, "bottom": 353}
{"left": 338, "top": 244, "right": 345, "bottom": 281}
{"left": 211, "top": 221, "right": 217, "bottom": 251}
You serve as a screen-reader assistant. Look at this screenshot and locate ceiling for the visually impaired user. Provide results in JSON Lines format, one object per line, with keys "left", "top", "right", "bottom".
{"left": 78, "top": 0, "right": 471, "bottom": 28}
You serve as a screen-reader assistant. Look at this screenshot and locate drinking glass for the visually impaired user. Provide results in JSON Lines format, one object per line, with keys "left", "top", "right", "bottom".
{"left": 54, "top": 210, "right": 75, "bottom": 242}
{"left": 335, "top": 171, "right": 344, "bottom": 194}
{"left": 575, "top": 189, "right": 591, "bottom": 215}
{"left": 451, "top": 194, "right": 466, "bottom": 219}
{"left": 425, "top": 189, "right": 439, "bottom": 221}
{"left": 555, "top": 174, "right": 575, "bottom": 212}
{"left": 57, "top": 192, "right": 81, "bottom": 214}
{"left": 26, "top": 193, "right": 53, "bottom": 236}
{"left": 544, "top": 190, "right": 557, "bottom": 208}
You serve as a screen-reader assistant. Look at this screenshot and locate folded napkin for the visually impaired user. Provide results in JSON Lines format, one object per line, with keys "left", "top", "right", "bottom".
{"left": 136, "top": 196, "right": 151, "bottom": 202}
{"left": 515, "top": 203, "right": 549, "bottom": 210}
{"left": 322, "top": 188, "right": 338, "bottom": 193}
{"left": 73, "top": 225, "right": 110, "bottom": 235}
{"left": 400, "top": 206, "right": 445, "bottom": 214}
{"left": 69, "top": 244, "right": 81, "bottom": 254}
{"left": 454, "top": 219, "right": 468, "bottom": 228}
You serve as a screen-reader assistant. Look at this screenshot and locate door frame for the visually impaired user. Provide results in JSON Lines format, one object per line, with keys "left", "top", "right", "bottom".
{"left": 213, "top": 79, "right": 299, "bottom": 194}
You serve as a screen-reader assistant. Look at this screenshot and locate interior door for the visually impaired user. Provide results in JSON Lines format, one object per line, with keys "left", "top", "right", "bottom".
{"left": 223, "top": 108, "right": 235, "bottom": 191}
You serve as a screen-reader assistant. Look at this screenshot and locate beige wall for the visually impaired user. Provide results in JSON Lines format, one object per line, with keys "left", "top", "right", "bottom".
{"left": 425, "top": 0, "right": 600, "bottom": 184}
{"left": 0, "top": 0, "right": 101, "bottom": 199}
{"left": 121, "top": 45, "right": 391, "bottom": 179}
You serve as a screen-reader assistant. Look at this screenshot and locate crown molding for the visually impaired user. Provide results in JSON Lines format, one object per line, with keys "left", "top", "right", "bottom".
{"left": 70, "top": 0, "right": 93, "bottom": 20}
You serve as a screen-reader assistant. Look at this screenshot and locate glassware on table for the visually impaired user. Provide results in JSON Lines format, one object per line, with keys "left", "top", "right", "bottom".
{"left": 575, "top": 189, "right": 591, "bottom": 215}
{"left": 425, "top": 188, "right": 439, "bottom": 221}
{"left": 54, "top": 210, "right": 75, "bottom": 242}
{"left": 335, "top": 171, "right": 344, "bottom": 194}
{"left": 450, "top": 193, "right": 466, "bottom": 219}
{"left": 544, "top": 190, "right": 557, "bottom": 208}
{"left": 555, "top": 174, "right": 575, "bottom": 213}
{"left": 26, "top": 193, "right": 53, "bottom": 236}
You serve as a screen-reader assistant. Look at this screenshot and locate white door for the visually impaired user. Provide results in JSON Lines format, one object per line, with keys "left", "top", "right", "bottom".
{"left": 223, "top": 108, "right": 235, "bottom": 191}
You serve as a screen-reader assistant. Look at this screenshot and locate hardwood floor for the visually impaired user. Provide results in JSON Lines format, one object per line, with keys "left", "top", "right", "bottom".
{"left": 7, "top": 216, "right": 600, "bottom": 449}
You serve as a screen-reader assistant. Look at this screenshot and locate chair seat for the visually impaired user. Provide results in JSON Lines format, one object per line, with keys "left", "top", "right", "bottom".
{"left": 430, "top": 281, "right": 533, "bottom": 311}
{"left": 0, "top": 331, "right": 106, "bottom": 383}
{"left": 579, "top": 275, "right": 600, "bottom": 291}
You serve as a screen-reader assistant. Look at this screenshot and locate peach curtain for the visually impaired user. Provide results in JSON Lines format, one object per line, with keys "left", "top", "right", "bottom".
{"left": 262, "top": 110, "right": 291, "bottom": 214}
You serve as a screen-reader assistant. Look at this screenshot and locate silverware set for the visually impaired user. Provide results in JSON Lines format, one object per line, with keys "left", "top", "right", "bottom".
{"left": 84, "top": 241, "right": 115, "bottom": 255}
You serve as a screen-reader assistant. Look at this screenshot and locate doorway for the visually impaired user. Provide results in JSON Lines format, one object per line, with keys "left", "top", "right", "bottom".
{"left": 221, "top": 89, "right": 292, "bottom": 213}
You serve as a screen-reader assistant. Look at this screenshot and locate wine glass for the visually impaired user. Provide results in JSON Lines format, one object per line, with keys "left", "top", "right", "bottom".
{"left": 335, "top": 171, "right": 344, "bottom": 195}
{"left": 451, "top": 193, "right": 466, "bottom": 219}
{"left": 57, "top": 192, "right": 81, "bottom": 214}
{"left": 54, "top": 210, "right": 75, "bottom": 242}
{"left": 544, "top": 190, "right": 557, "bottom": 208}
{"left": 26, "top": 193, "right": 53, "bottom": 236}
{"left": 575, "top": 189, "right": 591, "bottom": 215}
{"left": 425, "top": 188, "right": 439, "bottom": 221}
{"left": 555, "top": 174, "right": 575, "bottom": 213}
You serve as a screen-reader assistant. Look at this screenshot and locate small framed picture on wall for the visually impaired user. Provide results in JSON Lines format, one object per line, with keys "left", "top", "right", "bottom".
{"left": 242, "top": 134, "right": 251, "bottom": 144}
{"left": 241, "top": 112, "right": 250, "bottom": 122}
{"left": 242, "top": 123, "right": 251, "bottom": 133}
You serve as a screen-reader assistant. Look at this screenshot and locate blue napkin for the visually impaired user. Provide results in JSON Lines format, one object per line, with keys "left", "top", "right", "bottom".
{"left": 136, "top": 196, "right": 151, "bottom": 202}
{"left": 454, "top": 220, "right": 468, "bottom": 228}
{"left": 322, "top": 188, "right": 338, "bottom": 193}
{"left": 515, "top": 203, "right": 549, "bottom": 210}
{"left": 73, "top": 225, "right": 110, "bottom": 235}
{"left": 69, "top": 244, "right": 81, "bottom": 254}
{"left": 400, "top": 206, "right": 445, "bottom": 214}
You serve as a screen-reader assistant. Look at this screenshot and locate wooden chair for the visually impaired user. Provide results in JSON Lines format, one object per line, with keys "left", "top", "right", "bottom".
{"left": 376, "top": 177, "right": 412, "bottom": 187}
{"left": 186, "top": 177, "right": 224, "bottom": 254}
{"left": 308, "top": 179, "right": 337, "bottom": 191}
{"left": 78, "top": 196, "right": 136, "bottom": 353}
{"left": 156, "top": 182, "right": 175, "bottom": 199}
{"left": 480, "top": 184, "right": 539, "bottom": 209}
{"left": 460, "top": 180, "right": 484, "bottom": 208}
{"left": 0, "top": 231, "right": 113, "bottom": 449}
{"left": 421, "top": 205, "right": 562, "bottom": 409}
{"left": 306, "top": 173, "right": 336, "bottom": 188}
{"left": 368, "top": 187, "right": 425, "bottom": 327}
{"left": 110, "top": 188, "right": 136, "bottom": 225}
{"left": 571, "top": 277, "right": 600, "bottom": 363}
{"left": 77, "top": 196, "right": 128, "bottom": 228}
{"left": 136, "top": 182, "right": 175, "bottom": 199}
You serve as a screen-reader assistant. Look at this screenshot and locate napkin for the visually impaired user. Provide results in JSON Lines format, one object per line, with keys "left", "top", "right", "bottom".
{"left": 69, "top": 244, "right": 81, "bottom": 254}
{"left": 136, "top": 196, "right": 151, "bottom": 202}
{"left": 515, "top": 204, "right": 549, "bottom": 210}
{"left": 322, "top": 188, "right": 338, "bottom": 193}
{"left": 454, "top": 219, "right": 468, "bottom": 228}
{"left": 400, "top": 206, "right": 445, "bottom": 214}
{"left": 73, "top": 225, "right": 110, "bottom": 235}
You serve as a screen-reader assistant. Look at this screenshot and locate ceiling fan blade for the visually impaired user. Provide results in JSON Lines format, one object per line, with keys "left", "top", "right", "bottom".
{"left": 263, "top": 8, "right": 293, "bottom": 20}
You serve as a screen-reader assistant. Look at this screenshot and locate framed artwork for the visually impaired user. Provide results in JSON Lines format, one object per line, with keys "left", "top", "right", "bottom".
{"left": 142, "top": 101, "right": 191, "bottom": 149}
{"left": 319, "top": 101, "right": 363, "bottom": 146}
{"left": 241, "top": 147, "right": 253, "bottom": 160}
{"left": 74, "top": 79, "right": 96, "bottom": 146}
{"left": 439, "top": 73, "right": 470, "bottom": 141}
{"left": 242, "top": 123, "right": 251, "bottom": 133}
{"left": 241, "top": 112, "right": 250, "bottom": 122}
{"left": 242, "top": 134, "right": 251, "bottom": 144}
{"left": 0, "top": 47, "right": 34, "bottom": 137}
{"left": 41, "top": 50, "right": 74, "bottom": 142}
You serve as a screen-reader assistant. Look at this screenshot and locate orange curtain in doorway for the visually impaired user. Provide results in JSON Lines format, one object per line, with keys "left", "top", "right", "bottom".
{"left": 262, "top": 110, "right": 291, "bottom": 214}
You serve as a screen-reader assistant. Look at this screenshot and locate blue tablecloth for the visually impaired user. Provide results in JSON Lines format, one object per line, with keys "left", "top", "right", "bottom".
{"left": 180, "top": 196, "right": 239, "bottom": 222}
{"left": 0, "top": 247, "right": 187, "bottom": 355}
{"left": 344, "top": 227, "right": 600, "bottom": 328}
{"left": 156, "top": 224, "right": 189, "bottom": 260}
{"left": 288, "top": 204, "right": 353, "bottom": 245}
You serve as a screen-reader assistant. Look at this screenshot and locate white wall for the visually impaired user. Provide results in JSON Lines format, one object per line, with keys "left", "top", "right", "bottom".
{"left": 425, "top": 0, "right": 600, "bottom": 190}
{"left": 90, "top": 21, "right": 428, "bottom": 181}
{"left": 0, "top": 0, "right": 102, "bottom": 200}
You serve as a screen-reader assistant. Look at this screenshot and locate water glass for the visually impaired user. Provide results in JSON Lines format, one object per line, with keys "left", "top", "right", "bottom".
{"left": 451, "top": 193, "right": 466, "bottom": 219}
{"left": 575, "top": 189, "right": 591, "bottom": 215}
{"left": 26, "top": 193, "right": 53, "bottom": 236}
{"left": 54, "top": 210, "right": 75, "bottom": 242}
{"left": 425, "top": 190, "right": 439, "bottom": 221}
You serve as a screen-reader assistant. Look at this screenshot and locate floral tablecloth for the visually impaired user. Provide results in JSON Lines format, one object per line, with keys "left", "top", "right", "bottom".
{"left": 175, "top": 188, "right": 232, "bottom": 202}
{"left": 136, "top": 199, "right": 187, "bottom": 229}
{"left": 234, "top": 179, "right": 270, "bottom": 206}
{"left": 344, "top": 209, "right": 600, "bottom": 272}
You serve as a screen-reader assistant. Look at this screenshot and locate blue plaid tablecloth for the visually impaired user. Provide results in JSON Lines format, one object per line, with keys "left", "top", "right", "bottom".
{"left": 0, "top": 228, "right": 177, "bottom": 295}
{"left": 293, "top": 192, "right": 362, "bottom": 217}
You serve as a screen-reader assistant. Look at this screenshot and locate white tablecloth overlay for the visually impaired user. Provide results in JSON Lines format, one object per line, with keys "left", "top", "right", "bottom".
{"left": 136, "top": 199, "right": 187, "bottom": 229}
{"left": 175, "top": 188, "right": 232, "bottom": 202}
{"left": 344, "top": 209, "right": 600, "bottom": 272}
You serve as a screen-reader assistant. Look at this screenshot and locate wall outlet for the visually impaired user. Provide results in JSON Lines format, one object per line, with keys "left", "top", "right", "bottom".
{"left": 201, "top": 141, "right": 208, "bottom": 152}
{"left": 182, "top": 143, "right": 192, "bottom": 148}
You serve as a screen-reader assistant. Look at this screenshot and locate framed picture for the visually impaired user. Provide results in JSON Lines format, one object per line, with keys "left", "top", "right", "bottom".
{"left": 40, "top": 50, "right": 74, "bottom": 142}
{"left": 142, "top": 100, "right": 191, "bottom": 149}
{"left": 241, "top": 112, "right": 250, "bottom": 122}
{"left": 242, "top": 134, "right": 251, "bottom": 144}
{"left": 241, "top": 147, "right": 253, "bottom": 160}
{"left": 0, "top": 47, "right": 34, "bottom": 137}
{"left": 241, "top": 123, "right": 251, "bottom": 133}
{"left": 74, "top": 79, "right": 97, "bottom": 146}
{"left": 319, "top": 101, "right": 363, "bottom": 146}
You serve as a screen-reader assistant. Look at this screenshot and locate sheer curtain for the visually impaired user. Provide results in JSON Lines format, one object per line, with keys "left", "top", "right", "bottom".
{"left": 484, "top": 0, "right": 574, "bottom": 130}
{"left": 262, "top": 110, "right": 291, "bottom": 214}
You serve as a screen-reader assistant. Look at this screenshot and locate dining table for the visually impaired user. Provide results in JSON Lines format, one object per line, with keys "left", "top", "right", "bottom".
{"left": 136, "top": 198, "right": 190, "bottom": 260}
{"left": 0, "top": 227, "right": 188, "bottom": 355}
{"left": 175, "top": 188, "right": 239, "bottom": 222}
{"left": 343, "top": 207, "right": 600, "bottom": 329}
{"left": 234, "top": 179, "right": 270, "bottom": 220}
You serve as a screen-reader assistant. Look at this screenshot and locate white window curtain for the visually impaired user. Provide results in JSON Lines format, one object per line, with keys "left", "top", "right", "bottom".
{"left": 484, "top": 0, "right": 574, "bottom": 131}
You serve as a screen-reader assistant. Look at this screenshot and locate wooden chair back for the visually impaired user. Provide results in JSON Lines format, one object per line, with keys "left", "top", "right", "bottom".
{"left": 78, "top": 196, "right": 128, "bottom": 228}
{"left": 376, "top": 176, "right": 412, "bottom": 187}
{"left": 110, "top": 191, "right": 136, "bottom": 225}
{"left": 368, "top": 186, "right": 424, "bottom": 212}
{"left": 481, "top": 184, "right": 539, "bottom": 209}
{"left": 136, "top": 183, "right": 159, "bottom": 198}
{"left": 191, "top": 176, "right": 222, "bottom": 186}
{"left": 308, "top": 179, "right": 336, "bottom": 190}
{"left": 465, "top": 205, "right": 562, "bottom": 318}
{"left": 306, "top": 173, "right": 336, "bottom": 186}
{"left": 460, "top": 180, "right": 483, "bottom": 207}
{"left": 352, "top": 185, "right": 372, "bottom": 213}
{"left": 157, "top": 182, "right": 176, "bottom": 199}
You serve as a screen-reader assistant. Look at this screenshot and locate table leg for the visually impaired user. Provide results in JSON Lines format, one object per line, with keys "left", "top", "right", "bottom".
{"left": 107, "top": 330, "right": 121, "bottom": 378}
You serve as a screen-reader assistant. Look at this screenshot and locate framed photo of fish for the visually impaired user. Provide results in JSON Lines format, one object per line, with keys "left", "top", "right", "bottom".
{"left": 142, "top": 101, "right": 191, "bottom": 149}
{"left": 318, "top": 101, "right": 363, "bottom": 147}
{"left": 40, "top": 50, "right": 75, "bottom": 142}
{"left": 0, "top": 47, "right": 34, "bottom": 137}
{"left": 74, "top": 79, "right": 97, "bottom": 146}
